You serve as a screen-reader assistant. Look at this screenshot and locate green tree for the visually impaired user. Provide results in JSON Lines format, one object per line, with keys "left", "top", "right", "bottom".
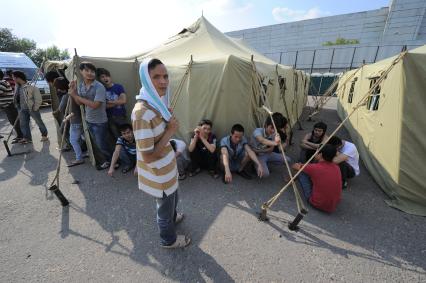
{"left": 323, "top": 37, "right": 360, "bottom": 46}
{"left": 0, "top": 28, "right": 69, "bottom": 66}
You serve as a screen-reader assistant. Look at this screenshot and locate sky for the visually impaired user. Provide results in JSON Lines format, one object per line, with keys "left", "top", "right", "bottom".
{"left": 1, "top": 0, "right": 390, "bottom": 57}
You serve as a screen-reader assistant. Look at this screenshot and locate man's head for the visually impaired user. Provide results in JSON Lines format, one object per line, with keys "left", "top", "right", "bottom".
{"left": 148, "top": 59, "right": 168, "bottom": 97}
{"left": 12, "top": 71, "right": 27, "bottom": 85}
{"left": 0, "top": 70, "right": 4, "bottom": 80}
{"left": 96, "top": 68, "right": 112, "bottom": 87}
{"left": 6, "top": 70, "right": 13, "bottom": 78}
{"left": 317, "top": 144, "right": 337, "bottom": 162}
{"left": 327, "top": 136, "right": 343, "bottom": 150}
{"left": 45, "top": 71, "right": 60, "bottom": 84}
{"left": 272, "top": 112, "right": 288, "bottom": 136}
{"left": 119, "top": 123, "right": 134, "bottom": 142}
{"left": 264, "top": 116, "right": 276, "bottom": 136}
{"left": 312, "top": 122, "right": 327, "bottom": 139}
{"left": 79, "top": 62, "right": 97, "bottom": 82}
{"left": 53, "top": 77, "right": 69, "bottom": 92}
{"left": 198, "top": 119, "right": 213, "bottom": 136}
{"left": 230, "top": 124, "right": 244, "bottom": 144}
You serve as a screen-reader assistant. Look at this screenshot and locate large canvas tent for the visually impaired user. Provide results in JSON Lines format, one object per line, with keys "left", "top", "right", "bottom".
{"left": 44, "top": 17, "right": 308, "bottom": 166}
{"left": 336, "top": 45, "right": 426, "bottom": 216}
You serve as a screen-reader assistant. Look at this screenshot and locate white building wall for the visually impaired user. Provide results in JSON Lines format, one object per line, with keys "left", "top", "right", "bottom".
{"left": 226, "top": 0, "right": 426, "bottom": 73}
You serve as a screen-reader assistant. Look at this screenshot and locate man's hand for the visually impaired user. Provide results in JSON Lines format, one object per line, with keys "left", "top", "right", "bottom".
{"left": 274, "top": 134, "right": 281, "bottom": 145}
{"left": 167, "top": 116, "right": 179, "bottom": 135}
{"left": 107, "top": 168, "right": 114, "bottom": 177}
{"left": 134, "top": 167, "right": 138, "bottom": 176}
{"left": 69, "top": 80, "right": 77, "bottom": 96}
{"left": 224, "top": 170, "right": 232, "bottom": 183}
{"left": 292, "top": 162, "right": 303, "bottom": 171}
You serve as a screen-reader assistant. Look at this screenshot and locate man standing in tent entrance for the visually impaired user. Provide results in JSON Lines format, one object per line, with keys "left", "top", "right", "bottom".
{"left": 132, "top": 58, "right": 190, "bottom": 249}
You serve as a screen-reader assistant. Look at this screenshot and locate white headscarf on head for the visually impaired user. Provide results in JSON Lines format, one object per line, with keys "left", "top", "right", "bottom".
{"left": 135, "top": 58, "right": 172, "bottom": 121}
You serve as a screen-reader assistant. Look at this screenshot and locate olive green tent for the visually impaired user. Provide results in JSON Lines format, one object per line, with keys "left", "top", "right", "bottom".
{"left": 44, "top": 17, "right": 309, "bottom": 166}
{"left": 336, "top": 45, "right": 426, "bottom": 216}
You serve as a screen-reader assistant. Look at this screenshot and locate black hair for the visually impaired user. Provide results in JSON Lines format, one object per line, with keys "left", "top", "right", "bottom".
{"left": 312, "top": 121, "right": 327, "bottom": 140}
{"left": 320, "top": 144, "right": 337, "bottom": 162}
{"left": 170, "top": 140, "right": 177, "bottom": 152}
{"left": 199, "top": 119, "right": 213, "bottom": 127}
{"left": 6, "top": 70, "right": 13, "bottom": 77}
{"left": 44, "top": 71, "right": 60, "bottom": 83}
{"left": 148, "top": 59, "right": 163, "bottom": 72}
{"left": 231, "top": 124, "right": 244, "bottom": 134}
{"left": 118, "top": 123, "right": 133, "bottom": 133}
{"left": 12, "top": 70, "right": 26, "bottom": 82}
{"left": 272, "top": 112, "right": 288, "bottom": 129}
{"left": 313, "top": 121, "right": 327, "bottom": 132}
{"left": 0, "top": 70, "right": 4, "bottom": 80}
{"left": 53, "top": 77, "right": 69, "bottom": 91}
{"left": 79, "top": 62, "right": 96, "bottom": 72}
{"left": 327, "top": 136, "right": 343, "bottom": 147}
{"left": 96, "top": 68, "right": 111, "bottom": 78}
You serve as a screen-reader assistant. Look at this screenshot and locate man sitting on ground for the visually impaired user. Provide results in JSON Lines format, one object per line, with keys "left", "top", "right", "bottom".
{"left": 250, "top": 116, "right": 289, "bottom": 178}
{"left": 220, "top": 124, "right": 263, "bottom": 184}
{"left": 327, "top": 136, "right": 360, "bottom": 189}
{"left": 300, "top": 122, "right": 328, "bottom": 162}
{"left": 108, "top": 123, "right": 136, "bottom": 176}
{"left": 292, "top": 144, "right": 342, "bottom": 213}
{"left": 188, "top": 119, "right": 219, "bottom": 178}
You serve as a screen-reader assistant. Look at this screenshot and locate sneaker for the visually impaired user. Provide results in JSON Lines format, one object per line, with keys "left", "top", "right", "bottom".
{"left": 11, "top": 138, "right": 23, "bottom": 144}
{"left": 100, "top": 162, "right": 110, "bottom": 169}
{"left": 40, "top": 136, "right": 49, "bottom": 142}
{"left": 342, "top": 181, "right": 348, "bottom": 190}
{"left": 237, "top": 170, "right": 252, "bottom": 180}
{"left": 178, "top": 173, "right": 187, "bottom": 180}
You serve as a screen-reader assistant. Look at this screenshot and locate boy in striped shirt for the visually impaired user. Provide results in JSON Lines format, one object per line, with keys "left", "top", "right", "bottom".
{"left": 132, "top": 58, "right": 190, "bottom": 249}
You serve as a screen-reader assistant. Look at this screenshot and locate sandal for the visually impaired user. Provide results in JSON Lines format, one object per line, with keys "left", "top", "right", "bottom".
{"left": 67, "top": 159, "right": 84, "bottom": 167}
{"left": 209, "top": 170, "right": 220, "bottom": 179}
{"left": 121, "top": 167, "right": 132, "bottom": 174}
{"left": 40, "top": 136, "right": 49, "bottom": 142}
{"left": 161, "top": 235, "right": 191, "bottom": 249}
{"left": 175, "top": 212, "right": 184, "bottom": 224}
{"left": 178, "top": 173, "right": 187, "bottom": 180}
{"left": 188, "top": 167, "right": 201, "bottom": 177}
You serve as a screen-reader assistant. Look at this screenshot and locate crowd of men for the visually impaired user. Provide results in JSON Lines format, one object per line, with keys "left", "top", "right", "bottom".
{"left": 0, "top": 59, "right": 360, "bottom": 249}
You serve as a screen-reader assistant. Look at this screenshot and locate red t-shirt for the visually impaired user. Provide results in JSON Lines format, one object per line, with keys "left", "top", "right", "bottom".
{"left": 303, "top": 161, "right": 342, "bottom": 213}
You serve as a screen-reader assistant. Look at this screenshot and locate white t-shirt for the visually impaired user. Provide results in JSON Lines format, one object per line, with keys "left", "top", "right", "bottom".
{"left": 171, "top": 139, "right": 189, "bottom": 160}
{"left": 340, "top": 141, "right": 360, "bottom": 175}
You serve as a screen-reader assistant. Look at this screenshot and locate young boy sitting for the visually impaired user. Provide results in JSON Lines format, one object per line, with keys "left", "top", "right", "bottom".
{"left": 108, "top": 123, "right": 136, "bottom": 176}
{"left": 292, "top": 144, "right": 342, "bottom": 213}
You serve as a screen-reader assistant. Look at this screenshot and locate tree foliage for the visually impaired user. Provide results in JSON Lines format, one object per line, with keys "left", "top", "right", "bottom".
{"left": 0, "top": 28, "right": 70, "bottom": 66}
{"left": 323, "top": 37, "right": 360, "bottom": 46}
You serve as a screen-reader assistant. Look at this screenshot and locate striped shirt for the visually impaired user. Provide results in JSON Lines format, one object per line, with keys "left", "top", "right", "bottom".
{"left": 131, "top": 101, "right": 178, "bottom": 198}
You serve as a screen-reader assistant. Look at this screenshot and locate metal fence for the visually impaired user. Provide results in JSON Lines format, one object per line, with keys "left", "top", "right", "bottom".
{"left": 264, "top": 44, "right": 422, "bottom": 74}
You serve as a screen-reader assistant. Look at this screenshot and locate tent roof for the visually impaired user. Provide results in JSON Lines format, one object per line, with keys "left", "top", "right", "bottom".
{"left": 133, "top": 16, "right": 288, "bottom": 66}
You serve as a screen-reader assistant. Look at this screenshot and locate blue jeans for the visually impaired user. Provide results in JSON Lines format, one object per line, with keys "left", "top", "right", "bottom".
{"left": 87, "top": 121, "right": 112, "bottom": 162}
{"left": 298, "top": 172, "right": 313, "bottom": 200}
{"left": 119, "top": 147, "right": 136, "bottom": 168}
{"left": 156, "top": 191, "right": 178, "bottom": 246}
{"left": 19, "top": 109, "right": 48, "bottom": 141}
{"left": 69, "top": 123, "right": 83, "bottom": 161}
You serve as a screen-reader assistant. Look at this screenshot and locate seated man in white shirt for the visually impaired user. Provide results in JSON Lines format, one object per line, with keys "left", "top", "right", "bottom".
{"left": 327, "top": 136, "right": 360, "bottom": 189}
